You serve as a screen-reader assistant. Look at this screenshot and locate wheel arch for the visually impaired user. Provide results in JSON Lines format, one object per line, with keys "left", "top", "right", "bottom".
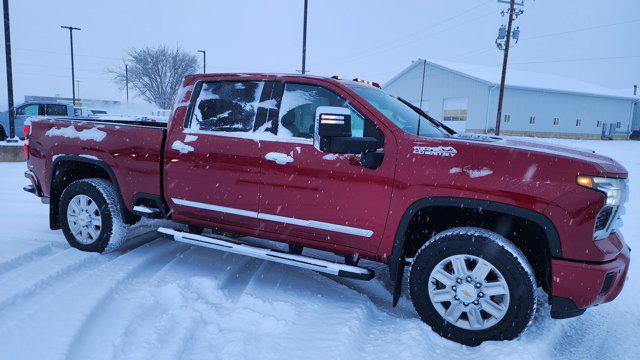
{"left": 49, "top": 155, "right": 126, "bottom": 229}
{"left": 388, "top": 197, "right": 562, "bottom": 305}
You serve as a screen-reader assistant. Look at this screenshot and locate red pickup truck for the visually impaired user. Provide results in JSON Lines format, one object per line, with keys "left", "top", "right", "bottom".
{"left": 23, "top": 73, "right": 630, "bottom": 345}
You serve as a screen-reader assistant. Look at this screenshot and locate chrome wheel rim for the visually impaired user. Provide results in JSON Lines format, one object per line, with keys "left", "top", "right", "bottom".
{"left": 67, "top": 194, "right": 102, "bottom": 245}
{"left": 428, "top": 254, "right": 510, "bottom": 331}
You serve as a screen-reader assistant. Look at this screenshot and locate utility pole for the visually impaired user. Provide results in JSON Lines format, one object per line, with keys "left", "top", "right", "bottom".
{"left": 197, "top": 50, "right": 206, "bottom": 73}
{"left": 125, "top": 64, "right": 129, "bottom": 103}
{"left": 494, "top": 0, "right": 523, "bottom": 135}
{"left": 301, "top": 0, "right": 308, "bottom": 74}
{"left": 61, "top": 25, "right": 81, "bottom": 105}
{"left": 3, "top": 0, "right": 16, "bottom": 141}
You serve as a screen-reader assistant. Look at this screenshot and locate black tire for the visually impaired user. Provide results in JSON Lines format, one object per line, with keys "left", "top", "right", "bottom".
{"left": 124, "top": 212, "right": 141, "bottom": 225}
{"left": 0, "top": 126, "right": 6, "bottom": 141}
{"left": 409, "top": 227, "right": 536, "bottom": 346}
{"left": 59, "top": 178, "right": 128, "bottom": 253}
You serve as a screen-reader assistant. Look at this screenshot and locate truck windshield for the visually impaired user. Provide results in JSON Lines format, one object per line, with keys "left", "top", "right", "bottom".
{"left": 347, "top": 84, "right": 450, "bottom": 138}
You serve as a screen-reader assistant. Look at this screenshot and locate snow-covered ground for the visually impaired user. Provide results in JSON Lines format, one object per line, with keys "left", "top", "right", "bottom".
{"left": 0, "top": 138, "right": 638, "bottom": 360}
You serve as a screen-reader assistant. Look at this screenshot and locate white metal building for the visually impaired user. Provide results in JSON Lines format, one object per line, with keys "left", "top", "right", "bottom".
{"left": 384, "top": 59, "right": 639, "bottom": 139}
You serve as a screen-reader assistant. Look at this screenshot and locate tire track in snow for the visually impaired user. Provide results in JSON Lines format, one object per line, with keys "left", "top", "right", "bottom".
{"left": 152, "top": 315, "right": 201, "bottom": 360}
{"left": 0, "top": 231, "right": 167, "bottom": 330}
{"left": 222, "top": 262, "right": 431, "bottom": 360}
{"left": 109, "top": 248, "right": 257, "bottom": 360}
{"left": 0, "top": 247, "right": 102, "bottom": 313}
{"left": 65, "top": 242, "right": 195, "bottom": 360}
{"left": 0, "top": 239, "right": 182, "bottom": 360}
{"left": 89, "top": 249, "right": 271, "bottom": 360}
{"left": 0, "top": 241, "right": 58, "bottom": 277}
{"left": 218, "top": 256, "right": 267, "bottom": 302}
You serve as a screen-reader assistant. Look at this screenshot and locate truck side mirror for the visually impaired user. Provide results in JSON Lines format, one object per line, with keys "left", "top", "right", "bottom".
{"left": 314, "top": 106, "right": 378, "bottom": 154}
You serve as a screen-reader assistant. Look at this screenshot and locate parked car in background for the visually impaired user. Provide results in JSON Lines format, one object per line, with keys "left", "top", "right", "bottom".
{"left": 1, "top": 102, "right": 77, "bottom": 140}
{"left": 0, "top": 103, "right": 114, "bottom": 140}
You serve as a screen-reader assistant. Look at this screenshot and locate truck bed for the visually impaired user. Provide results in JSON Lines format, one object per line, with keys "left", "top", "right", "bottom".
{"left": 27, "top": 117, "right": 166, "bottom": 212}
{"left": 66, "top": 116, "right": 168, "bottom": 128}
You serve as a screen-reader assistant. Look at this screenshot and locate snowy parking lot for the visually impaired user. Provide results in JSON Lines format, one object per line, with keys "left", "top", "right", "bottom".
{"left": 0, "top": 137, "right": 638, "bottom": 360}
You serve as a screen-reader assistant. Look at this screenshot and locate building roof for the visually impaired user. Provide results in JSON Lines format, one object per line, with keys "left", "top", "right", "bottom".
{"left": 385, "top": 59, "right": 639, "bottom": 101}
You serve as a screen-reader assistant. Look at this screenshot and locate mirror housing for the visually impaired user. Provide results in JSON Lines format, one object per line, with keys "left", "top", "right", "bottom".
{"left": 315, "top": 106, "right": 351, "bottom": 138}
{"left": 314, "top": 106, "right": 378, "bottom": 154}
{"left": 328, "top": 136, "right": 379, "bottom": 154}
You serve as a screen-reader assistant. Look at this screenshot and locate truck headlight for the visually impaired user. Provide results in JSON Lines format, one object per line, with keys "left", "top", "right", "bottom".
{"left": 577, "top": 176, "right": 627, "bottom": 206}
{"left": 577, "top": 176, "right": 629, "bottom": 239}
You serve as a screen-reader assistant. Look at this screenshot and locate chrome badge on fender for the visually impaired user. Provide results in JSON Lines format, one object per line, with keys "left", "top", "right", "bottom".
{"left": 413, "top": 146, "right": 457, "bottom": 157}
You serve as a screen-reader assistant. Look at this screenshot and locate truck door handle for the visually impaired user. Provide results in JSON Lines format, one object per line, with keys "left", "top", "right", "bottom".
{"left": 265, "top": 152, "right": 294, "bottom": 165}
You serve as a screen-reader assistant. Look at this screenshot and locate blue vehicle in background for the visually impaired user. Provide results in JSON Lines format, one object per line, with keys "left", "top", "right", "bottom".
{"left": 0, "top": 102, "right": 109, "bottom": 140}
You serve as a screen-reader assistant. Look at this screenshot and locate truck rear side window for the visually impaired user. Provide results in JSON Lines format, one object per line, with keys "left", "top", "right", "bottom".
{"left": 188, "top": 81, "right": 269, "bottom": 133}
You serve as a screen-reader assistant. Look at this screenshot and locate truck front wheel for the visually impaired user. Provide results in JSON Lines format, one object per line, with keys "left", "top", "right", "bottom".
{"left": 409, "top": 227, "right": 536, "bottom": 346}
{"left": 59, "top": 179, "right": 128, "bottom": 253}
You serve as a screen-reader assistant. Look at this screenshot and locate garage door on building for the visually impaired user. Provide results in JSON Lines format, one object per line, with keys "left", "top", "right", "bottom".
{"left": 442, "top": 97, "right": 468, "bottom": 133}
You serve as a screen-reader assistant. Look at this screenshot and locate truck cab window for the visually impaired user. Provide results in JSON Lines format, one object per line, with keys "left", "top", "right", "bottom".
{"left": 45, "top": 104, "right": 68, "bottom": 116}
{"left": 189, "top": 81, "right": 267, "bottom": 133}
{"left": 347, "top": 84, "right": 449, "bottom": 138}
{"left": 16, "top": 104, "right": 39, "bottom": 116}
{"left": 278, "top": 83, "right": 365, "bottom": 139}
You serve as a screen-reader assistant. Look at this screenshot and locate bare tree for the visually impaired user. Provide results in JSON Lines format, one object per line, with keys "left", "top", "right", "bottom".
{"left": 109, "top": 46, "right": 198, "bottom": 109}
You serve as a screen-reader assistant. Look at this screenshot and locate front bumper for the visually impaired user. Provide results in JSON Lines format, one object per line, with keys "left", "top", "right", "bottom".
{"left": 551, "top": 232, "right": 630, "bottom": 318}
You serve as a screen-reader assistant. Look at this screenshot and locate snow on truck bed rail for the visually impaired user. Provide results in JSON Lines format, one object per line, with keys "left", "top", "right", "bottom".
{"left": 45, "top": 126, "right": 107, "bottom": 142}
{"left": 0, "top": 137, "right": 638, "bottom": 359}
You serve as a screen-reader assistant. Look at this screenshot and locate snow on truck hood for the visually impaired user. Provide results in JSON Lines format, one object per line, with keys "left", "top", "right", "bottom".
{"left": 452, "top": 133, "right": 628, "bottom": 177}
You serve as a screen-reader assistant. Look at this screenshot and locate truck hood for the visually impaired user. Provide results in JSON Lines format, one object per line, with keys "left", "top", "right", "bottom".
{"left": 452, "top": 134, "right": 627, "bottom": 177}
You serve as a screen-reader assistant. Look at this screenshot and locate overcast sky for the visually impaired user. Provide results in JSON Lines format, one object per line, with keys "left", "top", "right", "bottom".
{"left": 1, "top": 0, "right": 639, "bottom": 109}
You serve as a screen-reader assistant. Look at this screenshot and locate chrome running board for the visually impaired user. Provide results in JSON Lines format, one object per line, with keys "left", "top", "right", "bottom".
{"left": 158, "top": 227, "right": 374, "bottom": 280}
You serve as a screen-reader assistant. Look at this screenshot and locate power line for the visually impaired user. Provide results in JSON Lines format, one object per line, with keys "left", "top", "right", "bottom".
{"left": 13, "top": 47, "right": 121, "bottom": 61}
{"left": 510, "top": 55, "right": 640, "bottom": 65}
{"left": 13, "top": 61, "right": 104, "bottom": 73}
{"left": 523, "top": 17, "right": 640, "bottom": 41}
{"left": 13, "top": 71, "right": 111, "bottom": 81}
{"left": 446, "top": 17, "right": 640, "bottom": 62}
{"left": 449, "top": 46, "right": 495, "bottom": 61}
{"left": 338, "top": 9, "right": 497, "bottom": 64}
{"left": 330, "top": 1, "right": 494, "bottom": 63}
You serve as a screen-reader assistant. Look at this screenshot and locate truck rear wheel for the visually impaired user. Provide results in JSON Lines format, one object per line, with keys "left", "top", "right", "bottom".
{"left": 409, "top": 227, "right": 536, "bottom": 346}
{"left": 59, "top": 179, "right": 128, "bottom": 253}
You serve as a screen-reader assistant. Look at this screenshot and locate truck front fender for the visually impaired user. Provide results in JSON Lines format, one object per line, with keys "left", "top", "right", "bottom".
{"left": 388, "top": 197, "right": 562, "bottom": 306}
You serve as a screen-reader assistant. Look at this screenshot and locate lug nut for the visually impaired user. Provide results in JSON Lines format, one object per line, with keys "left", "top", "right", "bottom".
{"left": 456, "top": 278, "right": 463, "bottom": 284}
{"left": 473, "top": 300, "right": 479, "bottom": 305}
{"left": 478, "top": 292, "right": 484, "bottom": 298}
{"left": 466, "top": 276, "right": 473, "bottom": 283}
{"left": 454, "top": 295, "right": 459, "bottom": 300}
{"left": 452, "top": 286, "right": 457, "bottom": 291}
{"left": 475, "top": 282, "right": 482, "bottom": 288}
{"left": 463, "top": 302, "right": 469, "bottom": 306}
